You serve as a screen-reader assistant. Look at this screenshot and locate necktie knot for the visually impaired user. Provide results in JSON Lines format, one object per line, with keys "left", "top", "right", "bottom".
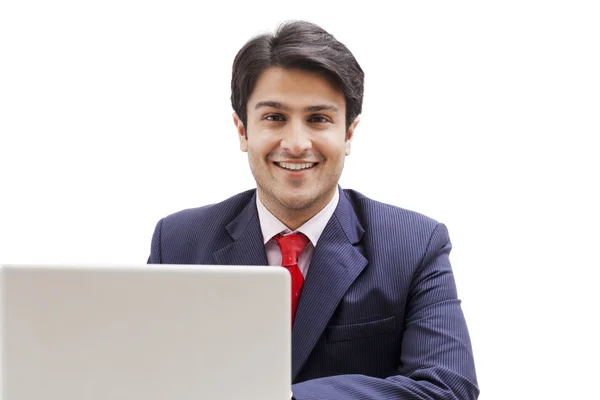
{"left": 273, "top": 232, "right": 309, "bottom": 267}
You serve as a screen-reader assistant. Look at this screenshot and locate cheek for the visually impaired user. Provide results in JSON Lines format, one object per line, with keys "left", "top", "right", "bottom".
{"left": 247, "top": 141, "right": 276, "bottom": 168}
{"left": 246, "top": 135, "right": 271, "bottom": 154}
{"left": 318, "top": 140, "right": 347, "bottom": 160}
{"left": 314, "top": 129, "right": 347, "bottom": 154}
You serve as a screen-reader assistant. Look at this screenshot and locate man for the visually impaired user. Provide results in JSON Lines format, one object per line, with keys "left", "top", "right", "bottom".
{"left": 148, "top": 20, "right": 479, "bottom": 399}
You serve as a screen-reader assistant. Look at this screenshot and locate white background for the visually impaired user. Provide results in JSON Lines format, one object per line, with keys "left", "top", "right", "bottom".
{"left": 1, "top": 1, "right": 599, "bottom": 398}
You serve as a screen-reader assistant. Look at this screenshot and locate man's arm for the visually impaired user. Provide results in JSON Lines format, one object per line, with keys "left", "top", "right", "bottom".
{"left": 291, "top": 223, "right": 479, "bottom": 400}
{"left": 147, "top": 218, "right": 163, "bottom": 264}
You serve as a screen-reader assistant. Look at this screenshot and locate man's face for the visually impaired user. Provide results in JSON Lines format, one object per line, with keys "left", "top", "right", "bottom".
{"left": 234, "top": 67, "right": 359, "bottom": 222}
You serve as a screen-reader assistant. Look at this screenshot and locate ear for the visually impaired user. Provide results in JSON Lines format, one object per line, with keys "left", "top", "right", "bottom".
{"left": 233, "top": 112, "right": 248, "bottom": 152}
{"left": 345, "top": 116, "right": 360, "bottom": 156}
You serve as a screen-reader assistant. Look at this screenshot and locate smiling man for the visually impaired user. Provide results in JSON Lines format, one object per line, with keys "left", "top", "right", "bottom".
{"left": 235, "top": 66, "right": 357, "bottom": 231}
{"left": 148, "top": 20, "right": 479, "bottom": 399}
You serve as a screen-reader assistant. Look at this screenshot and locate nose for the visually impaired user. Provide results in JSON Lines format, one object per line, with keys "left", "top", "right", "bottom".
{"left": 280, "top": 121, "right": 312, "bottom": 155}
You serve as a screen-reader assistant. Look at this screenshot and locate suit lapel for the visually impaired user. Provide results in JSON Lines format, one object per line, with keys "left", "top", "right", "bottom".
{"left": 211, "top": 188, "right": 368, "bottom": 381}
{"left": 291, "top": 188, "right": 367, "bottom": 381}
{"left": 212, "top": 192, "right": 268, "bottom": 266}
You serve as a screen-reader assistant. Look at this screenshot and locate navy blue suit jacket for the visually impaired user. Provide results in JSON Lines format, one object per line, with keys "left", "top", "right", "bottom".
{"left": 148, "top": 187, "right": 479, "bottom": 399}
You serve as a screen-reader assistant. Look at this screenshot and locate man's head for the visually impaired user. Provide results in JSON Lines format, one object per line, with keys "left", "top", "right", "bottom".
{"left": 230, "top": 21, "right": 364, "bottom": 229}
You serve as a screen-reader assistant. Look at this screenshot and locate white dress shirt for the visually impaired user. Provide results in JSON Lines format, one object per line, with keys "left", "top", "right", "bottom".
{"left": 256, "top": 189, "right": 339, "bottom": 278}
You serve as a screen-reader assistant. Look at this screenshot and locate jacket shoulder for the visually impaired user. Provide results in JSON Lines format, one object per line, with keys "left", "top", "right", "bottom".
{"left": 160, "top": 189, "right": 255, "bottom": 228}
{"left": 341, "top": 188, "right": 451, "bottom": 277}
{"left": 342, "top": 188, "right": 441, "bottom": 231}
{"left": 148, "top": 189, "right": 256, "bottom": 264}
{"left": 341, "top": 188, "right": 449, "bottom": 256}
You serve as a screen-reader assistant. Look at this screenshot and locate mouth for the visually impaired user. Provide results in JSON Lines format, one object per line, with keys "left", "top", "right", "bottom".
{"left": 274, "top": 161, "right": 318, "bottom": 172}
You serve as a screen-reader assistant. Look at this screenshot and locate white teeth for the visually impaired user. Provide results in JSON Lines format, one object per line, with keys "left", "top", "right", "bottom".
{"left": 277, "top": 162, "right": 315, "bottom": 171}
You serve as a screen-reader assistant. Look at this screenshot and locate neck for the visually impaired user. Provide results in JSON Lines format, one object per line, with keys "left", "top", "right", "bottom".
{"left": 258, "top": 187, "right": 336, "bottom": 231}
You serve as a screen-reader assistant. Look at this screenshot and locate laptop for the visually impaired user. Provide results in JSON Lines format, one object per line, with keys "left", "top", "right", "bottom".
{"left": 1, "top": 264, "right": 292, "bottom": 400}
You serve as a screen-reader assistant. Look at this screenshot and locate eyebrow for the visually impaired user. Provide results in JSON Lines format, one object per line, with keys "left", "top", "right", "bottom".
{"left": 254, "top": 101, "right": 339, "bottom": 113}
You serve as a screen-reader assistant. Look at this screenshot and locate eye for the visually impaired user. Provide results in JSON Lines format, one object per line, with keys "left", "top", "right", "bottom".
{"left": 308, "top": 115, "right": 331, "bottom": 124}
{"left": 264, "top": 114, "right": 285, "bottom": 122}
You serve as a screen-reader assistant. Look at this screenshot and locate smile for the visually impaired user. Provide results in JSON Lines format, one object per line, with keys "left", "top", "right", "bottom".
{"left": 274, "top": 162, "right": 318, "bottom": 171}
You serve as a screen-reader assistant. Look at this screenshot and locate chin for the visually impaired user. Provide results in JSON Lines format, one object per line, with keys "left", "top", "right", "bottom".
{"left": 279, "top": 194, "right": 316, "bottom": 211}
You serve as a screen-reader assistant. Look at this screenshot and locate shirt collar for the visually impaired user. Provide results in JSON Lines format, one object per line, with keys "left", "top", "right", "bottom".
{"left": 256, "top": 188, "right": 339, "bottom": 247}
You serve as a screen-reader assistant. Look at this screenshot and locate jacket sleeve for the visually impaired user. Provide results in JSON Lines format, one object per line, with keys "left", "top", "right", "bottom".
{"left": 147, "top": 218, "right": 163, "bottom": 264}
{"left": 291, "top": 223, "right": 479, "bottom": 399}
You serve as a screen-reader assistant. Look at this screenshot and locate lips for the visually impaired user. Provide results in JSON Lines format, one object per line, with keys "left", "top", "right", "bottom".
{"left": 274, "top": 162, "right": 318, "bottom": 171}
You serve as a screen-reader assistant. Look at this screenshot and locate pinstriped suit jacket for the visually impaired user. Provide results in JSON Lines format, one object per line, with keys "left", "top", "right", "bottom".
{"left": 147, "top": 187, "right": 479, "bottom": 399}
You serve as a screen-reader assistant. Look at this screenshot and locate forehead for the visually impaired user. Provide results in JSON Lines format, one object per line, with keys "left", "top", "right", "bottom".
{"left": 248, "top": 67, "right": 345, "bottom": 110}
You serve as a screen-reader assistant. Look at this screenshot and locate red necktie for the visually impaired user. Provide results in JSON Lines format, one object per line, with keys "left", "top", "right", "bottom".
{"left": 274, "top": 232, "right": 309, "bottom": 326}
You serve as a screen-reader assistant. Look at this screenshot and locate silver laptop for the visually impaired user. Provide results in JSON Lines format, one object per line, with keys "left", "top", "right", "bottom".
{"left": 1, "top": 264, "right": 292, "bottom": 400}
